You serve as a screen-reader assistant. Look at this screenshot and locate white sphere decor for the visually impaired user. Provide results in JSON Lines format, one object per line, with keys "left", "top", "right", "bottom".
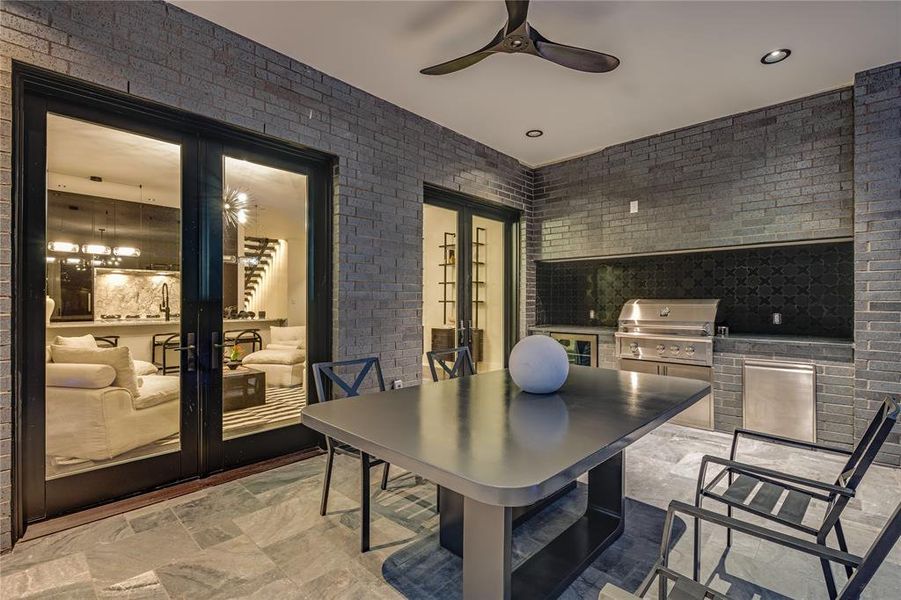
{"left": 508, "top": 335, "right": 570, "bottom": 394}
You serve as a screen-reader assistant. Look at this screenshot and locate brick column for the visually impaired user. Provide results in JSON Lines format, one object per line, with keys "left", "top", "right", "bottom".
{"left": 853, "top": 61, "right": 901, "bottom": 466}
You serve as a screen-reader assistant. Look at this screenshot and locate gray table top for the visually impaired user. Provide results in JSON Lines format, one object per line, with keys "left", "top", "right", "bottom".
{"left": 301, "top": 366, "right": 709, "bottom": 506}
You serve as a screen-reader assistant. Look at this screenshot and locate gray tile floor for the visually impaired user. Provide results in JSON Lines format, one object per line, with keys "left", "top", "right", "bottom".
{"left": 2, "top": 424, "right": 899, "bottom": 599}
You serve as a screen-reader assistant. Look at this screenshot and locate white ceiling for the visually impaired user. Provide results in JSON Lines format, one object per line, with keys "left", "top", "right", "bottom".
{"left": 47, "top": 114, "right": 307, "bottom": 214}
{"left": 172, "top": 1, "right": 901, "bottom": 167}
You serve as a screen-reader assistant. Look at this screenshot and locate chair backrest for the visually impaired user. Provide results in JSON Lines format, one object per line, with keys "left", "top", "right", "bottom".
{"left": 426, "top": 346, "right": 476, "bottom": 382}
{"left": 838, "top": 499, "right": 901, "bottom": 599}
{"left": 835, "top": 397, "right": 900, "bottom": 491}
{"left": 312, "top": 357, "right": 385, "bottom": 402}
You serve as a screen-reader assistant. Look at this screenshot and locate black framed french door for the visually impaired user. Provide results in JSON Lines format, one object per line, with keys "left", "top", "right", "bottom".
{"left": 423, "top": 185, "right": 520, "bottom": 374}
{"left": 200, "top": 138, "right": 330, "bottom": 474}
{"left": 14, "top": 64, "right": 332, "bottom": 529}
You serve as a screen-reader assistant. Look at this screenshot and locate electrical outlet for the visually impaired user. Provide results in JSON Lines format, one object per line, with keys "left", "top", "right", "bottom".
{"left": 629, "top": 200, "right": 639, "bottom": 214}
{"left": 589, "top": 309, "right": 596, "bottom": 320}
{"left": 392, "top": 379, "right": 403, "bottom": 389}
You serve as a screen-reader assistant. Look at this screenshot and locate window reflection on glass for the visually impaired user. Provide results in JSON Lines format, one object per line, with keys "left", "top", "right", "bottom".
{"left": 221, "top": 157, "right": 308, "bottom": 440}
{"left": 472, "top": 215, "right": 505, "bottom": 373}
{"left": 44, "top": 114, "right": 182, "bottom": 480}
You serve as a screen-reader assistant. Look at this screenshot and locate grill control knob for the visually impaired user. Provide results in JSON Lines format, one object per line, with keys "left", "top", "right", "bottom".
{"left": 685, "top": 345, "right": 695, "bottom": 356}
{"left": 670, "top": 345, "right": 680, "bottom": 354}
{"left": 656, "top": 344, "right": 666, "bottom": 354}
{"left": 629, "top": 342, "right": 639, "bottom": 354}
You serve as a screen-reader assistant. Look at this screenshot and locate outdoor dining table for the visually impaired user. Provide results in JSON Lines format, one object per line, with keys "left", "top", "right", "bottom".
{"left": 301, "top": 365, "right": 710, "bottom": 599}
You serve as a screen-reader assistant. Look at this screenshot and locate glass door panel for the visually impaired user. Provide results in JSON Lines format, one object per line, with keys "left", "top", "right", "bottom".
{"left": 422, "top": 204, "right": 460, "bottom": 379}
{"left": 44, "top": 114, "right": 185, "bottom": 481}
{"left": 219, "top": 156, "right": 308, "bottom": 440}
{"left": 471, "top": 215, "right": 506, "bottom": 373}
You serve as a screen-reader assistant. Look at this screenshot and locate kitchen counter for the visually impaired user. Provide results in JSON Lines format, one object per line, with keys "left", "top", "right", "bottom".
{"left": 531, "top": 324, "right": 852, "bottom": 347}
{"left": 716, "top": 332, "right": 853, "bottom": 346}
{"left": 530, "top": 324, "right": 617, "bottom": 337}
{"left": 47, "top": 318, "right": 285, "bottom": 330}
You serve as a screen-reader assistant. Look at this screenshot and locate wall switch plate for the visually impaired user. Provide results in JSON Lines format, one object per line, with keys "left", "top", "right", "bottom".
{"left": 392, "top": 379, "right": 403, "bottom": 389}
{"left": 629, "top": 200, "right": 638, "bottom": 214}
{"left": 589, "top": 309, "right": 596, "bottom": 319}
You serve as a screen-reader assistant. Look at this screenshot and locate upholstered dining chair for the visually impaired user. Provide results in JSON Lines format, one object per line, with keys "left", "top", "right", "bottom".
{"left": 599, "top": 498, "right": 901, "bottom": 600}
{"left": 426, "top": 345, "right": 476, "bottom": 382}
{"left": 693, "top": 396, "right": 899, "bottom": 597}
{"left": 312, "top": 356, "right": 391, "bottom": 552}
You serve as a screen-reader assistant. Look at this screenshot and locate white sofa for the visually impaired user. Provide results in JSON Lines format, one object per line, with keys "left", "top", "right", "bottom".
{"left": 242, "top": 325, "right": 306, "bottom": 387}
{"left": 45, "top": 335, "right": 180, "bottom": 462}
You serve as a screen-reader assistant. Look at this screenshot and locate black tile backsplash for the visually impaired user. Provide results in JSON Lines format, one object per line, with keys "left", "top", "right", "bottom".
{"left": 536, "top": 242, "right": 853, "bottom": 338}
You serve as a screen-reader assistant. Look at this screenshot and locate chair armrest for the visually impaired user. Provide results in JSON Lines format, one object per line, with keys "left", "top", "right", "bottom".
{"left": 665, "top": 501, "right": 862, "bottom": 568}
{"left": 699, "top": 455, "right": 855, "bottom": 498}
{"left": 731, "top": 428, "right": 853, "bottom": 460}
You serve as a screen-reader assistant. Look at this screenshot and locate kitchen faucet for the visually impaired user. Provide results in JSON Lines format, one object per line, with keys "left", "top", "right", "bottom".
{"left": 160, "top": 283, "right": 171, "bottom": 322}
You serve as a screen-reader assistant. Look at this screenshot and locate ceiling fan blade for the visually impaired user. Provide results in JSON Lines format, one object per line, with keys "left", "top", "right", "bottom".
{"left": 505, "top": 0, "right": 530, "bottom": 33}
{"left": 531, "top": 28, "right": 620, "bottom": 73}
{"left": 420, "top": 27, "right": 506, "bottom": 75}
{"left": 420, "top": 51, "right": 493, "bottom": 76}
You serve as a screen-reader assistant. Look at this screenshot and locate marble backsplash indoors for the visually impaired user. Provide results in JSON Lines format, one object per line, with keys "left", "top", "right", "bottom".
{"left": 93, "top": 269, "right": 181, "bottom": 318}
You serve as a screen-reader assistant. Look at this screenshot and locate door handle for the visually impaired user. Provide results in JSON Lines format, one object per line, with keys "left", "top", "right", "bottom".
{"left": 175, "top": 332, "right": 197, "bottom": 372}
{"left": 210, "top": 331, "right": 225, "bottom": 371}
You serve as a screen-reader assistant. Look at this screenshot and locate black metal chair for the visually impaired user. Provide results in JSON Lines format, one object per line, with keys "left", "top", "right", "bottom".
{"left": 151, "top": 332, "right": 181, "bottom": 374}
{"left": 693, "top": 396, "right": 900, "bottom": 597}
{"left": 312, "top": 357, "right": 391, "bottom": 553}
{"left": 94, "top": 335, "right": 120, "bottom": 348}
{"left": 426, "top": 345, "right": 476, "bottom": 382}
{"left": 224, "top": 328, "right": 263, "bottom": 354}
{"left": 598, "top": 498, "right": 901, "bottom": 600}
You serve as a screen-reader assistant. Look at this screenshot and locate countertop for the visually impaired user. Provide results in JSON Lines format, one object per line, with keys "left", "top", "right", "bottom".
{"left": 530, "top": 325, "right": 617, "bottom": 336}
{"left": 530, "top": 324, "right": 853, "bottom": 347}
{"left": 47, "top": 318, "right": 285, "bottom": 330}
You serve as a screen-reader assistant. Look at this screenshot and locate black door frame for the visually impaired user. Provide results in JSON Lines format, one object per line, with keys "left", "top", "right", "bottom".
{"left": 12, "top": 63, "right": 334, "bottom": 541}
{"left": 423, "top": 184, "right": 521, "bottom": 366}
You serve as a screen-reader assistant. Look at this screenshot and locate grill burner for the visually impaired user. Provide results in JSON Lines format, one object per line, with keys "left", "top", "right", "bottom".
{"left": 614, "top": 299, "right": 719, "bottom": 367}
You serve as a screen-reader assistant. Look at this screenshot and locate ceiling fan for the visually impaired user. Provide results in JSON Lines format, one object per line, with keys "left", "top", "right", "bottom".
{"left": 420, "top": 0, "right": 620, "bottom": 76}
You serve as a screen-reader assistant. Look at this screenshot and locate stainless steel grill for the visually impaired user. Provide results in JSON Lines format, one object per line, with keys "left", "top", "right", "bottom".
{"left": 615, "top": 299, "right": 719, "bottom": 367}
{"left": 615, "top": 299, "right": 719, "bottom": 429}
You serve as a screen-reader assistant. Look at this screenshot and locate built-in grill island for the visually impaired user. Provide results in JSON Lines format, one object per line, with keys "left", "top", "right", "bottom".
{"left": 615, "top": 299, "right": 719, "bottom": 429}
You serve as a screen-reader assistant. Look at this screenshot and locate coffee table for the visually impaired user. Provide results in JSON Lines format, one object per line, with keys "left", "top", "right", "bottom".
{"left": 222, "top": 366, "right": 266, "bottom": 411}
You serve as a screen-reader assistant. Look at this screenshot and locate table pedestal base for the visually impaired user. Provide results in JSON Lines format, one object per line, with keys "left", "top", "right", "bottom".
{"left": 439, "top": 451, "right": 625, "bottom": 600}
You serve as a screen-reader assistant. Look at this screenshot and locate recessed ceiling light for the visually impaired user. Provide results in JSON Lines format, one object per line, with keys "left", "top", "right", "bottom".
{"left": 761, "top": 48, "right": 791, "bottom": 65}
{"left": 525, "top": 129, "right": 544, "bottom": 138}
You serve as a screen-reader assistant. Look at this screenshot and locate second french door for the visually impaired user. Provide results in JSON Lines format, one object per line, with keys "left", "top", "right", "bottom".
{"left": 201, "top": 140, "right": 330, "bottom": 474}
{"left": 423, "top": 187, "right": 519, "bottom": 376}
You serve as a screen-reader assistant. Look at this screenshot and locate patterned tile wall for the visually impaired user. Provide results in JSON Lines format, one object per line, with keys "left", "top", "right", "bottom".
{"left": 536, "top": 242, "right": 853, "bottom": 338}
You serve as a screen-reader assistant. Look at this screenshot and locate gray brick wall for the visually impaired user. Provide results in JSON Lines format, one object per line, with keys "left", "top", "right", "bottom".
{"left": 531, "top": 88, "right": 854, "bottom": 261}
{"left": 853, "top": 61, "right": 901, "bottom": 467}
{"left": 0, "top": 0, "right": 533, "bottom": 550}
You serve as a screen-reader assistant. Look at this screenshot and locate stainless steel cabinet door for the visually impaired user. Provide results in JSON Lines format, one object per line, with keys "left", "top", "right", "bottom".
{"left": 618, "top": 358, "right": 661, "bottom": 375}
{"left": 663, "top": 364, "right": 714, "bottom": 430}
{"left": 743, "top": 360, "right": 816, "bottom": 442}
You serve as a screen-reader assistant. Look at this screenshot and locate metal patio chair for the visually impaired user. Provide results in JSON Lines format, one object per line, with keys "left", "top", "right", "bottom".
{"left": 312, "top": 357, "right": 391, "bottom": 553}
{"left": 426, "top": 345, "right": 476, "bottom": 381}
{"left": 693, "top": 396, "right": 900, "bottom": 597}
{"left": 598, "top": 498, "right": 901, "bottom": 600}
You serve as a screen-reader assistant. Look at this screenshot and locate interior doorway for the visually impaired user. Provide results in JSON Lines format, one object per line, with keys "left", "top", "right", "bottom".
{"left": 421, "top": 187, "right": 520, "bottom": 379}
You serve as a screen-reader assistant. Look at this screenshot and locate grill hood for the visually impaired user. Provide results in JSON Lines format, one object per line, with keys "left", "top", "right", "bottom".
{"left": 617, "top": 299, "right": 719, "bottom": 336}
